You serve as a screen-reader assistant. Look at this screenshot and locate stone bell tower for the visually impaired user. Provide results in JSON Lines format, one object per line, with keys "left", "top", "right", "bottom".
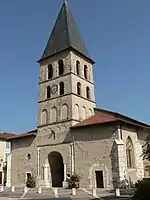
{"left": 36, "top": 0, "right": 96, "bottom": 146}
{"left": 36, "top": 0, "right": 96, "bottom": 187}
{"left": 37, "top": 1, "right": 95, "bottom": 150}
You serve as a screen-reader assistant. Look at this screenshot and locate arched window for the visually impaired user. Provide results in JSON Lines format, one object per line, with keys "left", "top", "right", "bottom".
{"left": 59, "top": 82, "right": 64, "bottom": 95}
{"left": 82, "top": 106, "right": 86, "bottom": 120}
{"left": 89, "top": 108, "right": 93, "bottom": 117}
{"left": 48, "top": 64, "right": 53, "bottom": 79}
{"left": 75, "top": 104, "right": 80, "bottom": 120}
{"left": 61, "top": 104, "right": 68, "bottom": 120}
{"left": 41, "top": 109, "right": 48, "bottom": 125}
{"left": 86, "top": 87, "right": 90, "bottom": 99}
{"left": 51, "top": 130, "right": 56, "bottom": 140}
{"left": 58, "top": 60, "right": 64, "bottom": 75}
{"left": 126, "top": 137, "right": 135, "bottom": 168}
{"left": 76, "top": 60, "right": 80, "bottom": 75}
{"left": 77, "top": 82, "right": 81, "bottom": 95}
{"left": 47, "top": 86, "right": 51, "bottom": 99}
{"left": 84, "top": 65, "right": 88, "bottom": 79}
{"left": 51, "top": 107, "right": 57, "bottom": 123}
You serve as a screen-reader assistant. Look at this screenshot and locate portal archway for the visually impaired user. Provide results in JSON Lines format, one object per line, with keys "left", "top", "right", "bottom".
{"left": 48, "top": 151, "right": 64, "bottom": 187}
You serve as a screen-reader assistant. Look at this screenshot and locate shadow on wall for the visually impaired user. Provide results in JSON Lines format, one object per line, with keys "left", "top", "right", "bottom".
{"left": 110, "top": 141, "right": 135, "bottom": 189}
{"left": 110, "top": 141, "right": 119, "bottom": 188}
{"left": 64, "top": 123, "right": 117, "bottom": 143}
{"left": 11, "top": 136, "right": 35, "bottom": 150}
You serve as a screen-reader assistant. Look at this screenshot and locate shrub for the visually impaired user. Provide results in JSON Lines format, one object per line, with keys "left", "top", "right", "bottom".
{"left": 67, "top": 173, "right": 80, "bottom": 189}
{"left": 132, "top": 178, "right": 150, "bottom": 200}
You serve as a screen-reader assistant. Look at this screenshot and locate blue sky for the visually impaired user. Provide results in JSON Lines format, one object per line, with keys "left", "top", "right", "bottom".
{"left": 0, "top": 0, "right": 150, "bottom": 133}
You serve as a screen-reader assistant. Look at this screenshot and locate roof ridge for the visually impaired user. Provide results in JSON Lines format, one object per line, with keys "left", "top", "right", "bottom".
{"left": 95, "top": 113, "right": 116, "bottom": 119}
{"left": 95, "top": 108, "right": 150, "bottom": 127}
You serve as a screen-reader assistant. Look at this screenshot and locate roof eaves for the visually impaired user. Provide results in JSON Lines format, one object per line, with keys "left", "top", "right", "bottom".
{"left": 118, "top": 118, "right": 150, "bottom": 129}
{"left": 94, "top": 108, "right": 150, "bottom": 129}
{"left": 37, "top": 47, "right": 94, "bottom": 64}
{"left": 7, "top": 132, "right": 37, "bottom": 140}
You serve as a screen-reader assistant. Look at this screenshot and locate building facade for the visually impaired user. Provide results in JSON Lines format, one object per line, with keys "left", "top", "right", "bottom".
{"left": 6, "top": 1, "right": 150, "bottom": 189}
{"left": 0, "top": 133, "right": 13, "bottom": 186}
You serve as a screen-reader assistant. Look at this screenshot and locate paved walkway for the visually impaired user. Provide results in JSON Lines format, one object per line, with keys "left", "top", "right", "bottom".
{"left": 0, "top": 187, "right": 131, "bottom": 200}
{"left": 0, "top": 187, "right": 95, "bottom": 200}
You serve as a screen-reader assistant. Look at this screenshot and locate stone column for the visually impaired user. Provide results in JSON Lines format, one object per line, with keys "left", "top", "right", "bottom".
{"left": 44, "top": 165, "right": 49, "bottom": 180}
{"left": 64, "top": 163, "right": 67, "bottom": 181}
{"left": 114, "top": 139, "right": 126, "bottom": 187}
{"left": 70, "top": 144, "right": 75, "bottom": 174}
{"left": 135, "top": 142, "right": 144, "bottom": 179}
{"left": 37, "top": 148, "right": 40, "bottom": 177}
{"left": 37, "top": 148, "right": 40, "bottom": 187}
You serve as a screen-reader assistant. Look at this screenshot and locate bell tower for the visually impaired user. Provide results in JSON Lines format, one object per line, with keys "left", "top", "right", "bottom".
{"left": 37, "top": 0, "right": 96, "bottom": 146}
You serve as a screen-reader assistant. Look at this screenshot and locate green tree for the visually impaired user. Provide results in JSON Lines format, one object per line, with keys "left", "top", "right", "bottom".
{"left": 142, "top": 135, "right": 150, "bottom": 161}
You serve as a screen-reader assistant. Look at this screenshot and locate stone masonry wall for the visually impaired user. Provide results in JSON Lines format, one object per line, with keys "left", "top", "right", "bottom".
{"left": 121, "top": 126, "right": 144, "bottom": 183}
{"left": 38, "top": 49, "right": 96, "bottom": 130}
{"left": 11, "top": 136, "right": 37, "bottom": 187}
{"left": 38, "top": 143, "right": 71, "bottom": 184}
{"left": 72, "top": 124, "right": 118, "bottom": 189}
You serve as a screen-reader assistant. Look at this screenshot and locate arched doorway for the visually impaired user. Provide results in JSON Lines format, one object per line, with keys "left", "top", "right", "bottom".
{"left": 48, "top": 151, "right": 64, "bottom": 187}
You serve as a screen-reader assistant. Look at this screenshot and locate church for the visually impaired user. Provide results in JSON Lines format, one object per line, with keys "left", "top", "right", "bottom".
{"left": 5, "top": 0, "right": 150, "bottom": 189}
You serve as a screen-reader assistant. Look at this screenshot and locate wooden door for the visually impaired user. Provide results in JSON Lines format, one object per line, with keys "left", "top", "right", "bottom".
{"left": 95, "top": 171, "right": 104, "bottom": 188}
{"left": 0, "top": 171, "right": 2, "bottom": 184}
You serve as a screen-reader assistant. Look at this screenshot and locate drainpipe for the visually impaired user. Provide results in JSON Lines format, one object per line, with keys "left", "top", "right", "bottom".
{"left": 37, "top": 148, "right": 40, "bottom": 177}
{"left": 70, "top": 136, "right": 75, "bottom": 175}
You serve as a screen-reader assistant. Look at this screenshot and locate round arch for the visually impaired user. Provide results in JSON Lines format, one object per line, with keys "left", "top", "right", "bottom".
{"left": 48, "top": 151, "right": 64, "bottom": 187}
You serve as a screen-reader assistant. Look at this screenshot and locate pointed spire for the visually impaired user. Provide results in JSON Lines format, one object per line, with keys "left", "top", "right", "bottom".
{"left": 39, "top": 1, "right": 94, "bottom": 63}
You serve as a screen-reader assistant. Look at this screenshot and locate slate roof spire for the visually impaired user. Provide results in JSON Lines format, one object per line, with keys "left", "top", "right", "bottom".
{"left": 39, "top": 0, "right": 94, "bottom": 63}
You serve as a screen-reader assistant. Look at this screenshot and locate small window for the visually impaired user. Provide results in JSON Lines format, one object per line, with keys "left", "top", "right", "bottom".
{"left": 60, "top": 82, "right": 64, "bottom": 95}
{"left": 76, "top": 61, "right": 80, "bottom": 75}
{"left": 26, "top": 173, "right": 32, "bottom": 180}
{"left": 51, "top": 130, "right": 56, "bottom": 140}
{"left": 27, "top": 154, "right": 31, "bottom": 160}
{"left": 84, "top": 65, "right": 88, "bottom": 79}
{"left": 5, "top": 153, "right": 9, "bottom": 162}
{"left": 47, "top": 86, "right": 51, "bottom": 99}
{"left": 6, "top": 142, "right": 10, "bottom": 149}
{"left": 48, "top": 64, "right": 53, "bottom": 79}
{"left": 77, "top": 82, "right": 81, "bottom": 95}
{"left": 58, "top": 60, "right": 64, "bottom": 75}
{"left": 86, "top": 87, "right": 90, "bottom": 99}
{"left": 126, "top": 137, "right": 135, "bottom": 168}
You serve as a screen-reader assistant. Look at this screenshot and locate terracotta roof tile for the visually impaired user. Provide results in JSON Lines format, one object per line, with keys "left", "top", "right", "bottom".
{"left": 72, "top": 108, "right": 150, "bottom": 129}
{"left": 7, "top": 129, "right": 37, "bottom": 140}
{"left": 0, "top": 133, "right": 16, "bottom": 140}
{"left": 73, "top": 114, "right": 118, "bottom": 128}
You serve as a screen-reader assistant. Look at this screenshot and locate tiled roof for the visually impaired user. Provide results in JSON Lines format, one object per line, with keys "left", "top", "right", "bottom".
{"left": 0, "top": 133, "right": 16, "bottom": 140}
{"left": 73, "top": 114, "right": 118, "bottom": 128}
{"left": 7, "top": 129, "right": 37, "bottom": 140}
{"left": 72, "top": 108, "right": 150, "bottom": 129}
